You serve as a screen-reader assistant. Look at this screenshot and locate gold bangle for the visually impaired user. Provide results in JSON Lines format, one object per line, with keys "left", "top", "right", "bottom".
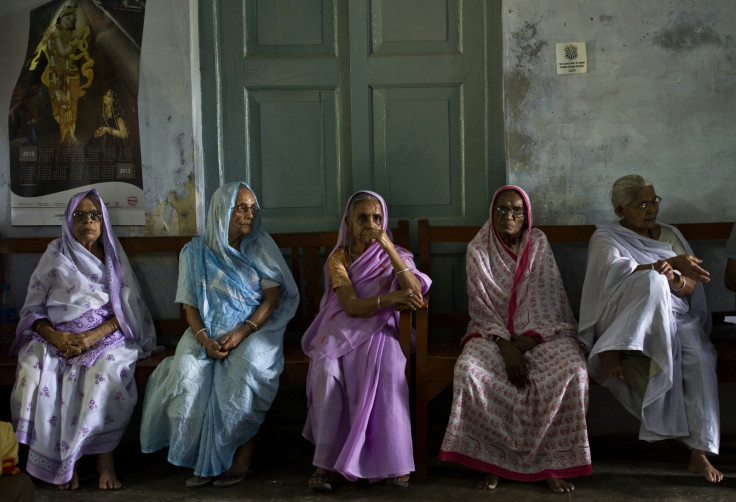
{"left": 377, "top": 295, "right": 382, "bottom": 309}
{"left": 245, "top": 319, "right": 259, "bottom": 332}
{"left": 395, "top": 267, "right": 411, "bottom": 275}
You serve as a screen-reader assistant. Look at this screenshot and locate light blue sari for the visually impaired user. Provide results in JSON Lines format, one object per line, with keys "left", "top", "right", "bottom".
{"left": 140, "top": 182, "right": 299, "bottom": 476}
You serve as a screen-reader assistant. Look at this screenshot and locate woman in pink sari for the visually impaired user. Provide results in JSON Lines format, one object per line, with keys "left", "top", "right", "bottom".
{"left": 438, "top": 186, "right": 591, "bottom": 493}
{"left": 302, "top": 191, "right": 431, "bottom": 490}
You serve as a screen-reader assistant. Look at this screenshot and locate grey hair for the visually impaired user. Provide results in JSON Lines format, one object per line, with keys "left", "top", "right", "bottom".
{"left": 346, "top": 192, "right": 380, "bottom": 221}
{"left": 610, "top": 174, "right": 653, "bottom": 212}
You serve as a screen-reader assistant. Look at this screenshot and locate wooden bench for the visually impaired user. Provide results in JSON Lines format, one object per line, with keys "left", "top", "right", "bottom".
{"left": 413, "top": 219, "right": 736, "bottom": 466}
{"left": 0, "top": 220, "right": 415, "bottom": 388}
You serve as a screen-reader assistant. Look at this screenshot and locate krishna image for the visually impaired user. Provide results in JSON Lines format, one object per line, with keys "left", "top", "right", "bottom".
{"left": 29, "top": 3, "right": 94, "bottom": 146}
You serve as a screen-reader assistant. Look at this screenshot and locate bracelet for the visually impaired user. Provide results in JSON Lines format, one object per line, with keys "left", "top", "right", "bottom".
{"left": 245, "top": 319, "right": 259, "bottom": 332}
{"left": 32, "top": 319, "right": 45, "bottom": 333}
{"left": 670, "top": 275, "right": 686, "bottom": 292}
{"left": 377, "top": 295, "right": 382, "bottom": 309}
{"left": 493, "top": 336, "right": 503, "bottom": 344}
{"left": 395, "top": 267, "right": 411, "bottom": 275}
{"left": 194, "top": 327, "right": 207, "bottom": 340}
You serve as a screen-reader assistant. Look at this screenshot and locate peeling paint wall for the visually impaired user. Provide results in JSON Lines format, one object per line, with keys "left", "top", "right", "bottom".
{"left": 504, "top": 0, "right": 736, "bottom": 226}
{"left": 0, "top": 0, "right": 203, "bottom": 239}
{"left": 0, "top": 0, "right": 203, "bottom": 313}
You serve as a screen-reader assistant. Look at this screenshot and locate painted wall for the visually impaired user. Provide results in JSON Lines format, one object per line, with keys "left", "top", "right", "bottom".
{"left": 504, "top": 0, "right": 736, "bottom": 226}
{"left": 0, "top": 0, "right": 203, "bottom": 315}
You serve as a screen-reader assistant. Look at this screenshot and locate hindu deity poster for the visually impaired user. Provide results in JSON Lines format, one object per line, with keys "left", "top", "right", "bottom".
{"left": 8, "top": 0, "right": 146, "bottom": 225}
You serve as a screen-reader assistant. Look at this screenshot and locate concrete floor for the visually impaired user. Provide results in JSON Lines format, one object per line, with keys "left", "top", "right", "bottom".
{"left": 16, "top": 424, "right": 736, "bottom": 502}
{"left": 5, "top": 383, "right": 736, "bottom": 501}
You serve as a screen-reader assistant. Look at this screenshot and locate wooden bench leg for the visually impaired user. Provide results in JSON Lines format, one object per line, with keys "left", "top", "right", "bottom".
{"left": 413, "top": 306, "right": 429, "bottom": 476}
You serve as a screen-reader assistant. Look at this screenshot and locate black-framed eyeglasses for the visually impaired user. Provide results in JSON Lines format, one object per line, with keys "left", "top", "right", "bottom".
{"left": 72, "top": 210, "right": 103, "bottom": 221}
{"left": 630, "top": 196, "right": 662, "bottom": 211}
{"left": 493, "top": 206, "right": 525, "bottom": 219}
{"left": 232, "top": 203, "right": 260, "bottom": 216}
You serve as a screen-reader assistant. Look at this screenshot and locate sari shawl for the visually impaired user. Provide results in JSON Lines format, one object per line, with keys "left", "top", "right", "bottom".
{"left": 11, "top": 189, "right": 156, "bottom": 484}
{"left": 301, "top": 191, "right": 431, "bottom": 481}
{"left": 439, "top": 186, "right": 591, "bottom": 480}
{"left": 465, "top": 186, "right": 578, "bottom": 344}
{"left": 140, "top": 182, "right": 299, "bottom": 477}
{"left": 578, "top": 221, "right": 718, "bottom": 451}
{"left": 11, "top": 189, "right": 156, "bottom": 361}
{"left": 302, "top": 191, "right": 430, "bottom": 361}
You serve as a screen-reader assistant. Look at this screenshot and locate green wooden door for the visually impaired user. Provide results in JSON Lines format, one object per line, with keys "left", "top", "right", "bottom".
{"left": 199, "top": 0, "right": 503, "bottom": 232}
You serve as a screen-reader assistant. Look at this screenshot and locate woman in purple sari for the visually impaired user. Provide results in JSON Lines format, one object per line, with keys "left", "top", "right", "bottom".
{"left": 10, "top": 189, "right": 156, "bottom": 490}
{"left": 302, "top": 191, "right": 431, "bottom": 490}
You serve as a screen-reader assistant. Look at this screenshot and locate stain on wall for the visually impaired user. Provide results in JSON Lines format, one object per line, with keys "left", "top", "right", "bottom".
{"left": 503, "top": 0, "right": 736, "bottom": 226}
{"left": 652, "top": 20, "right": 722, "bottom": 51}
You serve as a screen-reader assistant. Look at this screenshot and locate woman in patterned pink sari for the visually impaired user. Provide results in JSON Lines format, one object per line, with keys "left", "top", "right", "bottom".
{"left": 438, "top": 186, "right": 591, "bottom": 493}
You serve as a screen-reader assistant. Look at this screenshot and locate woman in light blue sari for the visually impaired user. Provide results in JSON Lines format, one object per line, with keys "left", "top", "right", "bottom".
{"left": 140, "top": 182, "right": 299, "bottom": 488}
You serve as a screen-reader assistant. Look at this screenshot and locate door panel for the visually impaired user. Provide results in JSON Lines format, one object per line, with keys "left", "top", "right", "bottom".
{"left": 200, "top": 0, "right": 496, "bottom": 232}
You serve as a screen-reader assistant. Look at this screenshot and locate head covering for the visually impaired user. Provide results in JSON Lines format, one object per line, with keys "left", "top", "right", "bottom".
{"left": 176, "top": 182, "right": 299, "bottom": 345}
{"left": 329, "top": 190, "right": 392, "bottom": 256}
{"left": 464, "top": 185, "right": 576, "bottom": 344}
{"left": 303, "top": 190, "right": 431, "bottom": 360}
{"left": 12, "top": 189, "right": 156, "bottom": 359}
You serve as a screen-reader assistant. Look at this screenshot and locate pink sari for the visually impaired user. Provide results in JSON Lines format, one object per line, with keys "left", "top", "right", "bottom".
{"left": 302, "top": 191, "right": 431, "bottom": 482}
{"left": 438, "top": 186, "right": 591, "bottom": 481}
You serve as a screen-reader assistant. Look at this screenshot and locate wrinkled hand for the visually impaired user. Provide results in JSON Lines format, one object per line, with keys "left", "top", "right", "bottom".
{"left": 666, "top": 254, "right": 710, "bottom": 282}
{"left": 360, "top": 228, "right": 392, "bottom": 249}
{"left": 498, "top": 342, "right": 530, "bottom": 388}
{"left": 47, "top": 329, "right": 82, "bottom": 359}
{"left": 219, "top": 327, "right": 248, "bottom": 352}
{"left": 510, "top": 334, "right": 539, "bottom": 353}
{"left": 652, "top": 259, "right": 676, "bottom": 281}
{"left": 389, "top": 288, "right": 424, "bottom": 310}
{"left": 202, "top": 337, "right": 229, "bottom": 359}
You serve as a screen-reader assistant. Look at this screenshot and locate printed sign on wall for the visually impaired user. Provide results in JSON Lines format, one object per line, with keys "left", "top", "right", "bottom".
{"left": 556, "top": 42, "right": 587, "bottom": 74}
{"left": 8, "top": 0, "right": 146, "bottom": 225}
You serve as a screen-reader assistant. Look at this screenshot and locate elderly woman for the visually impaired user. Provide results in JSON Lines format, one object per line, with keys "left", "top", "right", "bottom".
{"left": 302, "top": 191, "right": 430, "bottom": 490}
{"left": 140, "top": 182, "right": 299, "bottom": 488}
{"left": 438, "top": 186, "right": 591, "bottom": 493}
{"left": 10, "top": 189, "right": 156, "bottom": 490}
{"left": 579, "top": 174, "right": 721, "bottom": 483}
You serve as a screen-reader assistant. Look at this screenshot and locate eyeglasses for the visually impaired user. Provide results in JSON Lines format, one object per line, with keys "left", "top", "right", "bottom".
{"left": 630, "top": 196, "right": 662, "bottom": 211}
{"left": 232, "top": 203, "right": 260, "bottom": 216}
{"left": 493, "top": 206, "right": 525, "bottom": 219}
{"left": 72, "top": 210, "right": 103, "bottom": 221}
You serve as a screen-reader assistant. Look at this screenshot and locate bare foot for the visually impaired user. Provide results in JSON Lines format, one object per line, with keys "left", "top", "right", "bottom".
{"left": 57, "top": 460, "right": 80, "bottom": 490}
{"left": 97, "top": 451, "right": 122, "bottom": 490}
{"left": 547, "top": 478, "right": 574, "bottom": 493}
{"left": 688, "top": 449, "right": 723, "bottom": 483}
{"left": 600, "top": 350, "right": 625, "bottom": 379}
{"left": 476, "top": 473, "right": 499, "bottom": 490}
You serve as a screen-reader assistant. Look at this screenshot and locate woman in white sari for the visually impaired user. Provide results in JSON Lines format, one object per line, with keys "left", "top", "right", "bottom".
{"left": 10, "top": 189, "right": 156, "bottom": 490}
{"left": 579, "top": 174, "right": 721, "bottom": 483}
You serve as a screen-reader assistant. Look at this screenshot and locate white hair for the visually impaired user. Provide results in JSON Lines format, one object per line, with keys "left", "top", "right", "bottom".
{"left": 610, "top": 174, "right": 653, "bottom": 212}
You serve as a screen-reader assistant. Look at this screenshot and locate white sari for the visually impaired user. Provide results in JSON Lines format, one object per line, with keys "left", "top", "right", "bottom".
{"left": 579, "top": 221, "right": 719, "bottom": 453}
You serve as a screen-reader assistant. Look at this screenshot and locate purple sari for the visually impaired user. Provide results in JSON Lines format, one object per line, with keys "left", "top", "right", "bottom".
{"left": 302, "top": 191, "right": 431, "bottom": 482}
